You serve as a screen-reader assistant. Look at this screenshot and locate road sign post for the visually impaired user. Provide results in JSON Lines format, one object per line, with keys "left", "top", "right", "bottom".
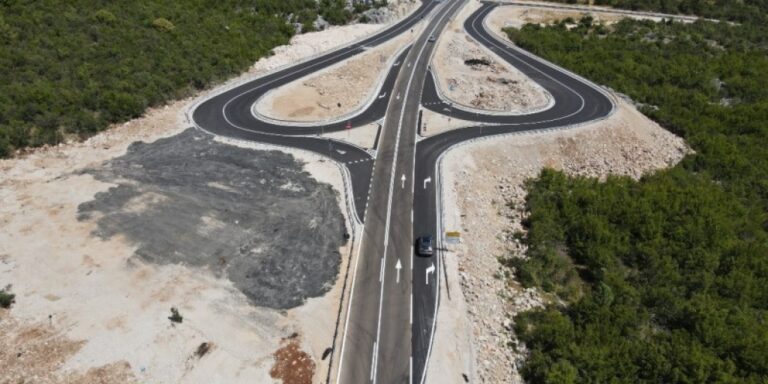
{"left": 445, "top": 231, "right": 461, "bottom": 245}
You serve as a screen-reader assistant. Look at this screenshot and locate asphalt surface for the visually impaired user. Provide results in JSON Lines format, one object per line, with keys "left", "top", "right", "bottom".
{"left": 79, "top": 129, "right": 347, "bottom": 310}
{"left": 192, "top": 0, "right": 439, "bottom": 223}
{"left": 411, "top": 3, "right": 612, "bottom": 383}
{"left": 190, "top": 1, "right": 614, "bottom": 382}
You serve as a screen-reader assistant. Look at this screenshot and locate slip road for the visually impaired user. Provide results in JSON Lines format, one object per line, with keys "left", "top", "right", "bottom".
{"left": 190, "top": 1, "right": 614, "bottom": 382}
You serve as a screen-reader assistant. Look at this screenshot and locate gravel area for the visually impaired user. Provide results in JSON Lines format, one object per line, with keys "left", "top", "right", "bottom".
{"left": 78, "top": 129, "right": 347, "bottom": 310}
{"left": 0, "top": 17, "right": 382, "bottom": 383}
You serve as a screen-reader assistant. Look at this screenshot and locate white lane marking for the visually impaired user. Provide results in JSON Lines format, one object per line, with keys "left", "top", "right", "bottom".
{"left": 371, "top": 2, "right": 459, "bottom": 382}
{"left": 335, "top": 196, "right": 369, "bottom": 384}
{"left": 425, "top": 263, "right": 435, "bottom": 285}
{"left": 370, "top": 342, "right": 378, "bottom": 380}
{"left": 410, "top": 356, "right": 414, "bottom": 384}
{"left": 379, "top": 257, "right": 385, "bottom": 283}
{"left": 410, "top": 292, "right": 413, "bottom": 325}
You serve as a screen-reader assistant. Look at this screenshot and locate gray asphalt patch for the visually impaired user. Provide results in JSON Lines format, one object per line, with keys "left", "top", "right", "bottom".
{"left": 78, "top": 129, "right": 347, "bottom": 309}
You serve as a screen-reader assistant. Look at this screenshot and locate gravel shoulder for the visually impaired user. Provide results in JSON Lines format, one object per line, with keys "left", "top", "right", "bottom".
{"left": 0, "top": 20, "right": 380, "bottom": 384}
{"left": 430, "top": 0, "right": 551, "bottom": 114}
{"left": 429, "top": 99, "right": 690, "bottom": 383}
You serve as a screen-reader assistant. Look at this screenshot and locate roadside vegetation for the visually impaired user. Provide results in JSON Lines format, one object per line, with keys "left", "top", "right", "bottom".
{"left": 0, "top": 0, "right": 373, "bottom": 157}
{"left": 0, "top": 286, "right": 15, "bottom": 309}
{"left": 503, "top": 9, "right": 768, "bottom": 384}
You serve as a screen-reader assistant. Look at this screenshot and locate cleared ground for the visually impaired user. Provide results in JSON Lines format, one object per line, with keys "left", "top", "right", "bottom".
{"left": 0, "top": 19, "right": 377, "bottom": 384}
{"left": 255, "top": 4, "right": 422, "bottom": 123}
{"left": 430, "top": 0, "right": 551, "bottom": 113}
{"left": 77, "top": 129, "right": 346, "bottom": 310}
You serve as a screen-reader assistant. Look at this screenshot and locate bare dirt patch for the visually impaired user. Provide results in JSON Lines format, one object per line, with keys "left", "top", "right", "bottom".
{"left": 431, "top": 99, "right": 689, "bottom": 383}
{"left": 0, "top": 311, "right": 136, "bottom": 383}
{"left": 485, "top": 2, "right": 680, "bottom": 33}
{"left": 270, "top": 334, "right": 316, "bottom": 384}
{"left": 256, "top": 26, "right": 420, "bottom": 123}
{"left": 431, "top": 0, "right": 550, "bottom": 113}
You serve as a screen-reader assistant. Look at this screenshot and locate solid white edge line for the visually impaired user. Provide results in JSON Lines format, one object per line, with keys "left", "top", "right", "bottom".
{"left": 370, "top": 342, "right": 378, "bottom": 380}
{"left": 336, "top": 216, "right": 366, "bottom": 384}
{"left": 380, "top": 257, "right": 385, "bottom": 282}
{"left": 371, "top": 1, "right": 460, "bottom": 382}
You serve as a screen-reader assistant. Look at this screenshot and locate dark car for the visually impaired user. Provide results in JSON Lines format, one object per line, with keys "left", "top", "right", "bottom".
{"left": 417, "top": 235, "right": 434, "bottom": 256}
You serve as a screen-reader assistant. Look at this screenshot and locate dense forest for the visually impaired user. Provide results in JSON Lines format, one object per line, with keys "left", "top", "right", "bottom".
{"left": 504, "top": 9, "right": 768, "bottom": 384}
{"left": 0, "top": 0, "right": 369, "bottom": 157}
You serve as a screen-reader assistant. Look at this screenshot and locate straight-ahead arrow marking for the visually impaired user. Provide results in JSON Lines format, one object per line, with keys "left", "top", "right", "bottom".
{"left": 396, "top": 259, "right": 402, "bottom": 284}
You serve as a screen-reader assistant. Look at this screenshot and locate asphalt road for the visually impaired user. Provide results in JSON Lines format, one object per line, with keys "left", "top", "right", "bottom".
{"left": 190, "top": 1, "right": 614, "bottom": 382}
{"left": 192, "top": 0, "right": 439, "bottom": 223}
{"left": 410, "top": 3, "right": 613, "bottom": 383}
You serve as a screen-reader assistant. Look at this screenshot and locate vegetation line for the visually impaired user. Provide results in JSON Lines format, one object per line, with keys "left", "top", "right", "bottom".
{"left": 504, "top": 4, "right": 768, "bottom": 383}
{"left": 0, "top": 0, "right": 378, "bottom": 157}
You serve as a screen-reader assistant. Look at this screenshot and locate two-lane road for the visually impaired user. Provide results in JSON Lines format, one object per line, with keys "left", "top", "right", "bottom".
{"left": 191, "top": 1, "right": 614, "bottom": 382}
{"left": 336, "top": 2, "right": 468, "bottom": 383}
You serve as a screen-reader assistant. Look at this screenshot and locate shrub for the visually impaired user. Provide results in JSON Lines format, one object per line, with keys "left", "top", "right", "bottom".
{"left": 0, "top": 288, "right": 15, "bottom": 309}
{"left": 151, "top": 18, "right": 175, "bottom": 32}
{"left": 169, "top": 307, "right": 183, "bottom": 323}
{"left": 93, "top": 9, "right": 116, "bottom": 23}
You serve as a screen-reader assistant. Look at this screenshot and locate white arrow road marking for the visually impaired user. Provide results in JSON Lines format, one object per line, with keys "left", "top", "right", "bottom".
{"left": 396, "top": 92, "right": 401, "bottom": 100}
{"left": 423, "top": 176, "right": 432, "bottom": 189}
{"left": 401, "top": 174, "right": 406, "bottom": 189}
{"left": 378, "top": 92, "right": 387, "bottom": 99}
{"left": 335, "top": 149, "right": 346, "bottom": 155}
{"left": 394, "top": 61, "right": 400, "bottom": 66}
{"left": 426, "top": 263, "right": 436, "bottom": 285}
{"left": 396, "top": 259, "right": 402, "bottom": 284}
